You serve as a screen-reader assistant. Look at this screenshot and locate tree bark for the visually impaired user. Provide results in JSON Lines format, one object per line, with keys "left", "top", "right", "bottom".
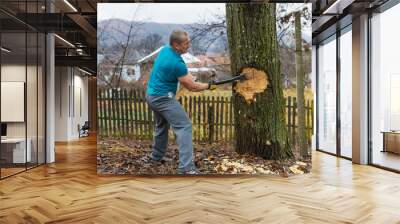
{"left": 226, "top": 3, "right": 293, "bottom": 160}
{"left": 294, "top": 11, "right": 308, "bottom": 158}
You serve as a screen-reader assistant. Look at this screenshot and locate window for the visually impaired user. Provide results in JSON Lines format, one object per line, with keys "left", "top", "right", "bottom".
{"left": 339, "top": 28, "right": 352, "bottom": 158}
{"left": 317, "top": 36, "right": 337, "bottom": 154}
{"left": 370, "top": 3, "right": 400, "bottom": 171}
{"left": 0, "top": 1, "right": 47, "bottom": 179}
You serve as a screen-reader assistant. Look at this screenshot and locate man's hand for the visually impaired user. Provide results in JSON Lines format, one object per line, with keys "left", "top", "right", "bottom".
{"left": 208, "top": 80, "right": 217, "bottom": 90}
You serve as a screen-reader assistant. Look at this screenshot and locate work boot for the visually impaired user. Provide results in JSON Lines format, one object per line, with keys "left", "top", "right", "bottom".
{"left": 177, "top": 167, "right": 200, "bottom": 175}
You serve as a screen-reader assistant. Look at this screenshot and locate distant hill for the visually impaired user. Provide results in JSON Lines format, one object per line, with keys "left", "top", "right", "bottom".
{"left": 98, "top": 19, "right": 227, "bottom": 57}
{"left": 98, "top": 19, "right": 185, "bottom": 45}
{"left": 98, "top": 18, "right": 311, "bottom": 51}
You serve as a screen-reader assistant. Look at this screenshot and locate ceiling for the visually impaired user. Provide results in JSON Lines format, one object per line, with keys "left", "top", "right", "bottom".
{"left": 0, "top": 0, "right": 98, "bottom": 74}
{"left": 311, "top": 0, "right": 390, "bottom": 44}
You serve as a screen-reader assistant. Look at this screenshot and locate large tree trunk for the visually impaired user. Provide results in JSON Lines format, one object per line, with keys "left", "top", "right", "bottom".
{"left": 226, "top": 3, "right": 293, "bottom": 160}
{"left": 294, "top": 11, "right": 308, "bottom": 158}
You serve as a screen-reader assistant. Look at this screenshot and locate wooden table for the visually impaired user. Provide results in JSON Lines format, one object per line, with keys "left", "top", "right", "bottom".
{"left": 381, "top": 131, "right": 400, "bottom": 154}
{"left": 1, "top": 138, "right": 31, "bottom": 164}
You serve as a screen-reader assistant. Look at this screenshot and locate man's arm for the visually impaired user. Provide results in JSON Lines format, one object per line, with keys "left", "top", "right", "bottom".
{"left": 178, "top": 74, "right": 210, "bottom": 92}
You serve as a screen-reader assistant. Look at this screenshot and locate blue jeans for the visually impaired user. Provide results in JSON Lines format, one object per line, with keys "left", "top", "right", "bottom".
{"left": 145, "top": 93, "right": 195, "bottom": 172}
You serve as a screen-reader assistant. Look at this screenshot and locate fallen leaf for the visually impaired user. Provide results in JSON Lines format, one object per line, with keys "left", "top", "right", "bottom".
{"left": 289, "top": 165, "right": 304, "bottom": 174}
{"left": 242, "top": 165, "right": 254, "bottom": 173}
{"left": 221, "top": 164, "right": 228, "bottom": 172}
{"left": 296, "top": 161, "right": 307, "bottom": 166}
{"left": 255, "top": 167, "right": 265, "bottom": 174}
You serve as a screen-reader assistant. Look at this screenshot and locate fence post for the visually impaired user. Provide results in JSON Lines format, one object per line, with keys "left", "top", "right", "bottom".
{"left": 287, "top": 97, "right": 292, "bottom": 142}
{"left": 97, "top": 89, "right": 101, "bottom": 136}
{"left": 311, "top": 100, "right": 314, "bottom": 138}
{"left": 103, "top": 89, "right": 108, "bottom": 137}
{"left": 292, "top": 97, "right": 297, "bottom": 145}
{"left": 306, "top": 100, "right": 310, "bottom": 144}
{"left": 128, "top": 90, "right": 133, "bottom": 138}
{"left": 97, "top": 89, "right": 102, "bottom": 136}
{"left": 215, "top": 96, "right": 220, "bottom": 142}
{"left": 121, "top": 89, "right": 127, "bottom": 138}
{"left": 124, "top": 89, "right": 129, "bottom": 138}
{"left": 119, "top": 89, "right": 123, "bottom": 137}
{"left": 110, "top": 89, "right": 115, "bottom": 137}
{"left": 192, "top": 96, "right": 197, "bottom": 141}
{"left": 224, "top": 97, "right": 228, "bottom": 141}
{"left": 189, "top": 95, "right": 192, "bottom": 120}
{"left": 134, "top": 89, "right": 139, "bottom": 138}
{"left": 117, "top": 89, "right": 122, "bottom": 137}
{"left": 147, "top": 91, "right": 153, "bottom": 139}
{"left": 139, "top": 90, "right": 144, "bottom": 138}
{"left": 105, "top": 89, "right": 110, "bottom": 137}
{"left": 202, "top": 96, "right": 207, "bottom": 142}
{"left": 197, "top": 96, "right": 201, "bottom": 141}
{"left": 229, "top": 95, "right": 234, "bottom": 141}
{"left": 208, "top": 99, "right": 214, "bottom": 144}
{"left": 219, "top": 97, "right": 224, "bottom": 141}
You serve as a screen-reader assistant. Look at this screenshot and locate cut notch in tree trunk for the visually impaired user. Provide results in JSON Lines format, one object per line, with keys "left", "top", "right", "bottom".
{"left": 234, "top": 67, "right": 270, "bottom": 104}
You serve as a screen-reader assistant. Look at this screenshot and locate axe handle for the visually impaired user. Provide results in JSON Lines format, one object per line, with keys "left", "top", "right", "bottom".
{"left": 213, "top": 74, "right": 246, "bottom": 85}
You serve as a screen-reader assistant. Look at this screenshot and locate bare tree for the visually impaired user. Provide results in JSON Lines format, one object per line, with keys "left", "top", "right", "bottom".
{"left": 140, "top": 33, "right": 163, "bottom": 55}
{"left": 187, "top": 12, "right": 227, "bottom": 55}
{"left": 97, "top": 6, "right": 145, "bottom": 89}
{"left": 276, "top": 4, "right": 312, "bottom": 91}
{"left": 276, "top": 4, "right": 311, "bottom": 50}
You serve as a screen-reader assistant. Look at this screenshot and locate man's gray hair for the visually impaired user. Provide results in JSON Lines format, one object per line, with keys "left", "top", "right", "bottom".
{"left": 169, "top": 29, "right": 188, "bottom": 45}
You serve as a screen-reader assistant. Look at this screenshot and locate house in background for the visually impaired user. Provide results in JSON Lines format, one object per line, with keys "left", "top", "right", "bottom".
{"left": 120, "top": 64, "right": 141, "bottom": 83}
{"left": 125, "top": 47, "right": 202, "bottom": 87}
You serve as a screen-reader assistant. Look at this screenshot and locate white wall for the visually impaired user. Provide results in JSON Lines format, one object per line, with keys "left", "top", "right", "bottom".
{"left": 1, "top": 65, "right": 42, "bottom": 138}
{"left": 1, "top": 65, "right": 26, "bottom": 138}
{"left": 55, "top": 67, "right": 89, "bottom": 141}
{"left": 55, "top": 66, "right": 69, "bottom": 141}
{"left": 70, "top": 72, "right": 89, "bottom": 138}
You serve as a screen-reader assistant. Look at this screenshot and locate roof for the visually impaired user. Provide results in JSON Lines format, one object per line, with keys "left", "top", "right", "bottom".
{"left": 136, "top": 47, "right": 163, "bottom": 64}
{"left": 181, "top": 53, "right": 200, "bottom": 64}
{"left": 135, "top": 46, "right": 200, "bottom": 65}
{"left": 188, "top": 67, "right": 215, "bottom": 73}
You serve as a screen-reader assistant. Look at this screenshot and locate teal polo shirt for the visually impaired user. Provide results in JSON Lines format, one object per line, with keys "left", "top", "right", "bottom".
{"left": 146, "top": 45, "right": 188, "bottom": 96}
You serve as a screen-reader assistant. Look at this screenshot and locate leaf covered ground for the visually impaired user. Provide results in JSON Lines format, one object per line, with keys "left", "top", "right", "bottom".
{"left": 97, "top": 138, "right": 311, "bottom": 176}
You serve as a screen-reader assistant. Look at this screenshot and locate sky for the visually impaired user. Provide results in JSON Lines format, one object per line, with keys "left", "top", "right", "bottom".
{"left": 97, "top": 3, "right": 311, "bottom": 37}
{"left": 97, "top": 3, "right": 226, "bottom": 24}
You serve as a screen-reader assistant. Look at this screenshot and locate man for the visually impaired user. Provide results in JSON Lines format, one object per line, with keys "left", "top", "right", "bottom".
{"left": 145, "top": 29, "right": 217, "bottom": 174}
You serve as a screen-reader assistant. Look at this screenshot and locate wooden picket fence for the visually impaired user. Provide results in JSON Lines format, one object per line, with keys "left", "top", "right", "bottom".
{"left": 97, "top": 89, "right": 313, "bottom": 143}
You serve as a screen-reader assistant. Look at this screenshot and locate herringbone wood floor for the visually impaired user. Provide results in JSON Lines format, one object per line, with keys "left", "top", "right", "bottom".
{"left": 1, "top": 135, "right": 400, "bottom": 224}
